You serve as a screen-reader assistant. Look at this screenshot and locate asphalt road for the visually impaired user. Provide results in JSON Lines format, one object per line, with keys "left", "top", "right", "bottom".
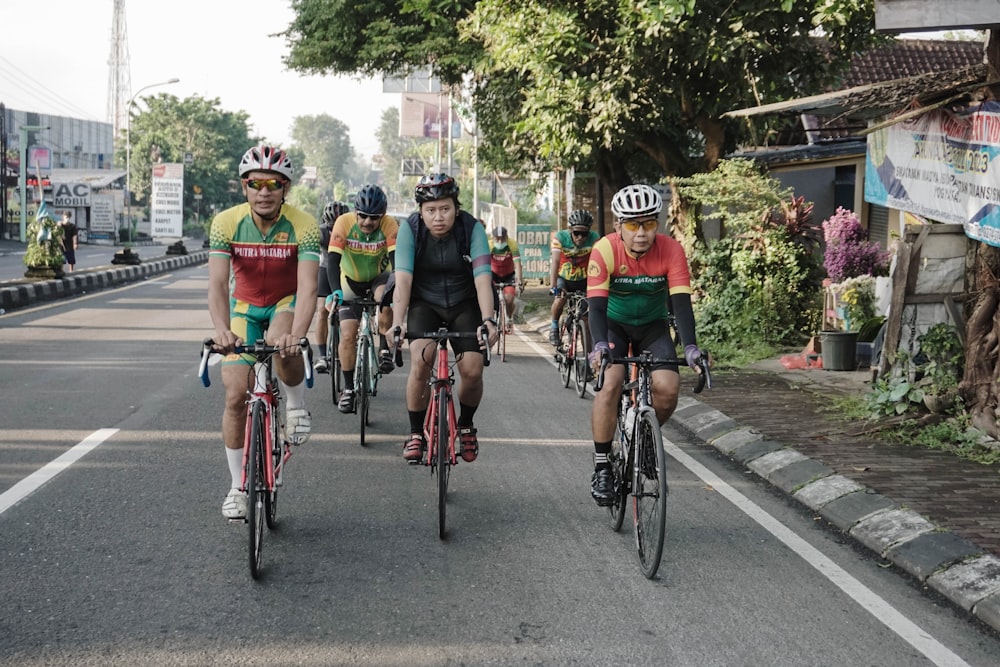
{"left": 0, "top": 265, "right": 998, "bottom": 666}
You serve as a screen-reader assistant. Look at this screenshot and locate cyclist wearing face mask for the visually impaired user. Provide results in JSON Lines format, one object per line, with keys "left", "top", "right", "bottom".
{"left": 548, "top": 210, "right": 599, "bottom": 346}
{"left": 489, "top": 226, "right": 523, "bottom": 331}
{"left": 585, "top": 183, "right": 706, "bottom": 506}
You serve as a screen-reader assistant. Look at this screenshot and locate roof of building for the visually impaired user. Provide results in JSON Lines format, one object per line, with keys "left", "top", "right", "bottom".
{"left": 50, "top": 168, "right": 126, "bottom": 189}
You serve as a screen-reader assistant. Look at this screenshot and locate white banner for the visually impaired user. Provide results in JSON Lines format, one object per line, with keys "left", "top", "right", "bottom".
{"left": 90, "top": 194, "right": 115, "bottom": 232}
{"left": 52, "top": 182, "right": 92, "bottom": 207}
{"left": 865, "top": 100, "right": 1000, "bottom": 247}
{"left": 151, "top": 162, "right": 184, "bottom": 238}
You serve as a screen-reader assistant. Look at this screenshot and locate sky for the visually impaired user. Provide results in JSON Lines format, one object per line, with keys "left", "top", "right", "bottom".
{"left": 0, "top": 0, "right": 390, "bottom": 160}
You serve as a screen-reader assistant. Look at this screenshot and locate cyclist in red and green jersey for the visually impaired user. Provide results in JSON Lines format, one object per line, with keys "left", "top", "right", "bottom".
{"left": 548, "top": 210, "right": 600, "bottom": 346}
{"left": 325, "top": 184, "right": 399, "bottom": 413}
{"left": 208, "top": 145, "right": 320, "bottom": 520}
{"left": 489, "top": 226, "right": 522, "bottom": 332}
{"left": 586, "top": 184, "right": 706, "bottom": 506}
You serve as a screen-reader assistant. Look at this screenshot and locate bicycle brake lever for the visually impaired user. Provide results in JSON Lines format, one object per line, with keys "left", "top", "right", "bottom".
{"left": 199, "top": 338, "right": 214, "bottom": 388}
{"left": 299, "top": 337, "right": 314, "bottom": 389}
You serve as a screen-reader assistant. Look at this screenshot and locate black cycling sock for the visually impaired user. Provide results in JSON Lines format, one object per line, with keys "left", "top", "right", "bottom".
{"left": 458, "top": 402, "right": 477, "bottom": 428}
{"left": 379, "top": 334, "right": 388, "bottom": 351}
{"left": 408, "top": 410, "right": 426, "bottom": 434}
{"left": 594, "top": 441, "right": 612, "bottom": 470}
{"left": 343, "top": 370, "right": 354, "bottom": 388}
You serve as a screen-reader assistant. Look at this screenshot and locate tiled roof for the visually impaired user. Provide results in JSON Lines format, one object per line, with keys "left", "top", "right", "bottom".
{"left": 841, "top": 38, "right": 984, "bottom": 88}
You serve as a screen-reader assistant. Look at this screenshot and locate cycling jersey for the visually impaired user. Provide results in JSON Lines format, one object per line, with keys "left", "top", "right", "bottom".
{"left": 488, "top": 238, "right": 520, "bottom": 276}
{"left": 586, "top": 232, "right": 692, "bottom": 327}
{"left": 551, "top": 229, "right": 600, "bottom": 281}
{"left": 328, "top": 212, "right": 399, "bottom": 283}
{"left": 209, "top": 202, "right": 320, "bottom": 307}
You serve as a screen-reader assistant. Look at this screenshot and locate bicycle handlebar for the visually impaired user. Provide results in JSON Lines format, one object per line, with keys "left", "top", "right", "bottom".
{"left": 593, "top": 351, "right": 712, "bottom": 394}
{"left": 198, "top": 337, "right": 314, "bottom": 389}
{"left": 390, "top": 326, "right": 492, "bottom": 367}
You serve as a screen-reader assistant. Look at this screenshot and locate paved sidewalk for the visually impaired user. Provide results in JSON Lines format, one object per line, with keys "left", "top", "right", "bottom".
{"left": 527, "top": 315, "right": 1000, "bottom": 635}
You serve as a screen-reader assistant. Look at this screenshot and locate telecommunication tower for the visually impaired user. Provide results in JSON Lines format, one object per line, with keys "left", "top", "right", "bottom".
{"left": 106, "top": 0, "right": 132, "bottom": 147}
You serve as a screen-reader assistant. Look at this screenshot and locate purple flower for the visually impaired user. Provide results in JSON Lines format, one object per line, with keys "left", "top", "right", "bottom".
{"left": 822, "top": 207, "right": 889, "bottom": 282}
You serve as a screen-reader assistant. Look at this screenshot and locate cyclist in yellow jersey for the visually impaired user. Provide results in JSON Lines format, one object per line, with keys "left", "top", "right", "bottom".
{"left": 314, "top": 200, "right": 350, "bottom": 373}
{"left": 207, "top": 145, "right": 320, "bottom": 520}
{"left": 325, "top": 184, "right": 399, "bottom": 414}
{"left": 548, "top": 210, "right": 600, "bottom": 346}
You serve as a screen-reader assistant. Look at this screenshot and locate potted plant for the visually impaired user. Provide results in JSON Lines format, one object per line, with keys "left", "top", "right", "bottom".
{"left": 915, "top": 323, "right": 964, "bottom": 413}
{"left": 23, "top": 202, "right": 65, "bottom": 280}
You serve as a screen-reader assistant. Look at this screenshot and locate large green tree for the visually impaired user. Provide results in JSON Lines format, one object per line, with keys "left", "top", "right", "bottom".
{"left": 284, "top": 0, "right": 879, "bottom": 188}
{"left": 289, "top": 113, "right": 356, "bottom": 193}
{"left": 117, "top": 94, "right": 258, "bottom": 226}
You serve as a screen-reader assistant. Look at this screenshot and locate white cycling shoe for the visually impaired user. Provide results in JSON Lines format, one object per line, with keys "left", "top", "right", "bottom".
{"left": 222, "top": 488, "right": 248, "bottom": 519}
{"left": 286, "top": 408, "right": 311, "bottom": 445}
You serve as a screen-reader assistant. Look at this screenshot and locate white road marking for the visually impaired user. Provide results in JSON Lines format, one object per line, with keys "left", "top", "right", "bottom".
{"left": 0, "top": 428, "right": 119, "bottom": 515}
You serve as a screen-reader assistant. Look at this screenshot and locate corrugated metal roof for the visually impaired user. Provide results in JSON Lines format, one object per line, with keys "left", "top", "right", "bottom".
{"left": 50, "top": 168, "right": 126, "bottom": 189}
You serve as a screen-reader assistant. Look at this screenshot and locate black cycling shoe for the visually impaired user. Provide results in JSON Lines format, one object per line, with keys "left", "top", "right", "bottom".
{"left": 548, "top": 329, "right": 560, "bottom": 346}
{"left": 591, "top": 468, "right": 615, "bottom": 506}
{"left": 378, "top": 348, "right": 394, "bottom": 374}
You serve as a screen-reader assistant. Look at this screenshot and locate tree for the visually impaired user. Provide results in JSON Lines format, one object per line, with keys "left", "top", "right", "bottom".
{"left": 284, "top": 1, "right": 879, "bottom": 188}
{"left": 289, "top": 114, "right": 356, "bottom": 195}
{"left": 116, "top": 94, "right": 258, "bottom": 226}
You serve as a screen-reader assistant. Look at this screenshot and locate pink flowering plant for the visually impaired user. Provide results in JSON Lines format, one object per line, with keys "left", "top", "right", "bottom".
{"left": 822, "top": 207, "right": 889, "bottom": 282}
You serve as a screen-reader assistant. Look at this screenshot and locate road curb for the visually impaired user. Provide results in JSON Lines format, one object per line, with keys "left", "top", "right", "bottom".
{"left": 0, "top": 250, "right": 209, "bottom": 311}
{"left": 669, "top": 401, "right": 1000, "bottom": 634}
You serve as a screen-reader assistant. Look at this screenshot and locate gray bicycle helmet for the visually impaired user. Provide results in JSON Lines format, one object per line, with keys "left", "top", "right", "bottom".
{"left": 492, "top": 226, "right": 508, "bottom": 239}
{"left": 414, "top": 173, "right": 460, "bottom": 204}
{"left": 323, "top": 201, "right": 350, "bottom": 224}
{"left": 354, "top": 185, "right": 388, "bottom": 216}
{"left": 611, "top": 184, "right": 662, "bottom": 219}
{"left": 568, "top": 210, "right": 594, "bottom": 229}
{"left": 238, "top": 144, "right": 293, "bottom": 180}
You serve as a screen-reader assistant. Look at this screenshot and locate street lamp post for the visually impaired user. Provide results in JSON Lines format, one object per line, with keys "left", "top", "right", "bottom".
{"left": 18, "top": 124, "right": 50, "bottom": 243}
{"left": 124, "top": 78, "right": 179, "bottom": 246}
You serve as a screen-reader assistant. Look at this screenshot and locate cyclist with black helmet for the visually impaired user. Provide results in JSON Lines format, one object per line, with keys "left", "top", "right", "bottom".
{"left": 489, "top": 225, "right": 523, "bottom": 331}
{"left": 391, "top": 173, "right": 498, "bottom": 464}
{"left": 586, "top": 184, "right": 706, "bottom": 506}
{"left": 208, "top": 144, "right": 320, "bottom": 520}
{"left": 548, "top": 209, "right": 600, "bottom": 346}
{"left": 314, "top": 200, "right": 350, "bottom": 373}
{"left": 325, "top": 184, "right": 399, "bottom": 414}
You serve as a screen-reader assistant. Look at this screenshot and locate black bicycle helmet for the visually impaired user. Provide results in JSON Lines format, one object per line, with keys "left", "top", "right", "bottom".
{"left": 354, "top": 184, "right": 388, "bottom": 216}
{"left": 492, "top": 226, "right": 508, "bottom": 239}
{"left": 323, "top": 201, "right": 350, "bottom": 224}
{"left": 414, "top": 173, "right": 460, "bottom": 204}
{"left": 568, "top": 210, "right": 594, "bottom": 229}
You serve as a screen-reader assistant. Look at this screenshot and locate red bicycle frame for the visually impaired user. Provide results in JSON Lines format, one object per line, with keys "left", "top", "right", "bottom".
{"left": 423, "top": 338, "right": 459, "bottom": 467}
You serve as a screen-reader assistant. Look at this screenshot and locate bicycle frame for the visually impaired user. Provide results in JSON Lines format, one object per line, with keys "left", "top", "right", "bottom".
{"left": 241, "top": 355, "right": 290, "bottom": 494}
{"left": 424, "top": 335, "right": 459, "bottom": 468}
{"left": 354, "top": 297, "right": 380, "bottom": 398}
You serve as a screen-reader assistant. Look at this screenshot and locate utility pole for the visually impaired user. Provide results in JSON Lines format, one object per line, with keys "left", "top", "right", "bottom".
{"left": 0, "top": 102, "right": 7, "bottom": 240}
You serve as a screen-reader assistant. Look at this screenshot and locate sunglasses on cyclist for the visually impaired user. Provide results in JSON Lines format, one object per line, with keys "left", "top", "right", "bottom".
{"left": 571, "top": 230, "right": 589, "bottom": 237}
{"left": 244, "top": 178, "right": 286, "bottom": 192}
{"left": 357, "top": 212, "right": 382, "bottom": 221}
{"left": 619, "top": 218, "right": 658, "bottom": 232}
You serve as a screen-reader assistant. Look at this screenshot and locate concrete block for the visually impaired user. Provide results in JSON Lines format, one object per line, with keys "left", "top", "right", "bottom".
{"left": 850, "top": 508, "right": 936, "bottom": 556}
{"left": 730, "top": 439, "right": 784, "bottom": 465}
{"left": 767, "top": 458, "right": 834, "bottom": 493}
{"left": 821, "top": 490, "right": 896, "bottom": 531}
{"left": 794, "top": 474, "right": 865, "bottom": 510}
{"left": 747, "top": 448, "right": 808, "bottom": 477}
{"left": 710, "top": 427, "right": 762, "bottom": 456}
{"left": 927, "top": 554, "right": 1000, "bottom": 611}
{"left": 886, "top": 531, "right": 984, "bottom": 581}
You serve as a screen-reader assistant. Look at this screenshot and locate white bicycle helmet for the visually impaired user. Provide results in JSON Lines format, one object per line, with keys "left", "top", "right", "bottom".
{"left": 238, "top": 145, "right": 294, "bottom": 180}
{"left": 611, "top": 184, "right": 662, "bottom": 219}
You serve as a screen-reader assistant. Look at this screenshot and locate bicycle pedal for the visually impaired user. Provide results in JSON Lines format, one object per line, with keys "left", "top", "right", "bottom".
{"left": 227, "top": 518, "right": 245, "bottom": 525}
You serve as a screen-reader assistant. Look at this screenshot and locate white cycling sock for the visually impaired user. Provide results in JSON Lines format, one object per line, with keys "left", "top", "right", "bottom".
{"left": 226, "top": 447, "right": 243, "bottom": 488}
{"left": 282, "top": 378, "right": 306, "bottom": 410}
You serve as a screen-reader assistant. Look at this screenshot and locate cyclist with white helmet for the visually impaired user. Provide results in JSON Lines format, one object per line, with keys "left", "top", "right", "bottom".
{"left": 586, "top": 183, "right": 706, "bottom": 506}
{"left": 489, "top": 225, "right": 523, "bottom": 331}
{"left": 548, "top": 209, "right": 600, "bottom": 346}
{"left": 207, "top": 144, "right": 320, "bottom": 520}
{"left": 314, "top": 200, "right": 350, "bottom": 373}
{"left": 325, "top": 184, "right": 399, "bottom": 414}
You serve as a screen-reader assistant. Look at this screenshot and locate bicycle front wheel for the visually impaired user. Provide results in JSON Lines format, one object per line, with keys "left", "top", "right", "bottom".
{"left": 607, "top": 420, "right": 628, "bottom": 532}
{"left": 633, "top": 409, "right": 667, "bottom": 579}
{"left": 358, "top": 336, "right": 371, "bottom": 446}
{"left": 265, "top": 406, "right": 280, "bottom": 530}
{"left": 247, "top": 401, "right": 266, "bottom": 579}
{"left": 497, "top": 307, "right": 507, "bottom": 362}
{"left": 573, "top": 320, "right": 589, "bottom": 398}
{"left": 558, "top": 320, "right": 572, "bottom": 388}
{"left": 436, "top": 386, "right": 450, "bottom": 540}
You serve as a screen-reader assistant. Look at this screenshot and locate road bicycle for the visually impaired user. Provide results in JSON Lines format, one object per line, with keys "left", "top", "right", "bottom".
{"left": 554, "top": 290, "right": 591, "bottom": 398}
{"left": 323, "top": 304, "right": 342, "bottom": 405}
{"left": 595, "top": 348, "right": 711, "bottom": 579}
{"left": 492, "top": 280, "right": 519, "bottom": 362}
{"left": 350, "top": 292, "right": 383, "bottom": 446}
{"left": 198, "top": 337, "right": 314, "bottom": 579}
{"left": 396, "top": 326, "right": 490, "bottom": 540}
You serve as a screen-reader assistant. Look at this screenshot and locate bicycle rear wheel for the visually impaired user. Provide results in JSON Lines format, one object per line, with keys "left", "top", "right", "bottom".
{"left": 247, "top": 401, "right": 266, "bottom": 579}
{"left": 358, "top": 336, "right": 371, "bottom": 446}
{"left": 573, "top": 321, "right": 589, "bottom": 398}
{"left": 633, "top": 409, "right": 667, "bottom": 579}
{"left": 607, "top": 419, "right": 628, "bottom": 532}
{"left": 436, "top": 386, "right": 450, "bottom": 540}
{"left": 558, "top": 320, "right": 572, "bottom": 388}
{"left": 329, "top": 310, "right": 342, "bottom": 403}
{"left": 265, "top": 405, "right": 280, "bottom": 530}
